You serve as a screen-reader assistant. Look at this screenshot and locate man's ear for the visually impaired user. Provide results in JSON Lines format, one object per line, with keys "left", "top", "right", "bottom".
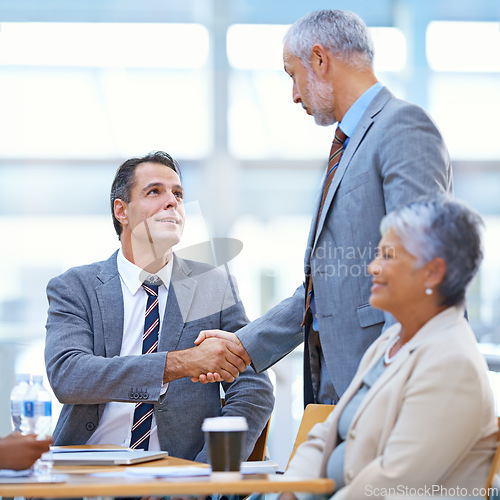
{"left": 310, "top": 44, "right": 330, "bottom": 76}
{"left": 114, "top": 199, "right": 128, "bottom": 227}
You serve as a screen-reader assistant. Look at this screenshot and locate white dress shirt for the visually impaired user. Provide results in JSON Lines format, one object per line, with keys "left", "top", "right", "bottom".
{"left": 86, "top": 249, "right": 173, "bottom": 450}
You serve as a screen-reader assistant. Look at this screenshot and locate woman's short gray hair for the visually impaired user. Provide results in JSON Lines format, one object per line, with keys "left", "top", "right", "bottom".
{"left": 380, "top": 195, "right": 484, "bottom": 308}
{"left": 283, "top": 10, "right": 374, "bottom": 69}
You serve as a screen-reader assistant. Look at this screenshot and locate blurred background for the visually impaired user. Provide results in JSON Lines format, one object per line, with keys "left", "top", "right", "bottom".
{"left": 0, "top": 0, "right": 499, "bottom": 470}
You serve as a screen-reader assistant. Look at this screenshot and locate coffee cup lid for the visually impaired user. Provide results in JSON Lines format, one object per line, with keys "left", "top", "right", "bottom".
{"left": 202, "top": 416, "right": 248, "bottom": 432}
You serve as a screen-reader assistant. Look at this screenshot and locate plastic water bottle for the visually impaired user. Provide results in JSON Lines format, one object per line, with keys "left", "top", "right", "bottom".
{"left": 21, "top": 374, "right": 52, "bottom": 439}
{"left": 10, "top": 373, "right": 31, "bottom": 432}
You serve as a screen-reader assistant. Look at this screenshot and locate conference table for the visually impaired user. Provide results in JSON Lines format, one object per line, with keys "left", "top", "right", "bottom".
{"left": 0, "top": 454, "right": 335, "bottom": 499}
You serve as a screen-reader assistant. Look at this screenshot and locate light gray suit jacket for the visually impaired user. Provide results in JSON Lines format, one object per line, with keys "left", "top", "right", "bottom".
{"left": 45, "top": 252, "right": 274, "bottom": 462}
{"left": 237, "top": 87, "right": 453, "bottom": 400}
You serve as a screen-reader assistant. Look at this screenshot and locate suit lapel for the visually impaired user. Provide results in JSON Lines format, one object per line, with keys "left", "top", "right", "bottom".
{"left": 95, "top": 251, "right": 124, "bottom": 358}
{"left": 351, "top": 307, "right": 464, "bottom": 426}
{"left": 311, "top": 87, "right": 393, "bottom": 254}
{"left": 159, "top": 255, "right": 196, "bottom": 351}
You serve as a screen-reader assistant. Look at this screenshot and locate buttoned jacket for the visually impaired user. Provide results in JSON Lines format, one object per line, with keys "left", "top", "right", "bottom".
{"left": 237, "top": 86, "right": 453, "bottom": 400}
{"left": 45, "top": 252, "right": 274, "bottom": 462}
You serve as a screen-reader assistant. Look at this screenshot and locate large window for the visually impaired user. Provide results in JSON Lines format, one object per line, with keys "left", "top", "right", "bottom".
{"left": 1, "top": 6, "right": 500, "bottom": 470}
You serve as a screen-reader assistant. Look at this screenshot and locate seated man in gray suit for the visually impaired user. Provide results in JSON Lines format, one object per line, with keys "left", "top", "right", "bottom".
{"left": 44, "top": 151, "right": 274, "bottom": 462}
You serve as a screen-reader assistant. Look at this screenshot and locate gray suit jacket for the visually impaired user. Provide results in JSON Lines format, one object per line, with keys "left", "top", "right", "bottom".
{"left": 45, "top": 252, "right": 274, "bottom": 462}
{"left": 237, "top": 87, "right": 453, "bottom": 400}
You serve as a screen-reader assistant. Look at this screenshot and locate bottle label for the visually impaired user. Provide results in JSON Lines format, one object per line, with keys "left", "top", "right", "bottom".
{"left": 11, "top": 400, "right": 21, "bottom": 416}
{"left": 34, "top": 401, "right": 52, "bottom": 417}
{"left": 24, "top": 401, "right": 35, "bottom": 418}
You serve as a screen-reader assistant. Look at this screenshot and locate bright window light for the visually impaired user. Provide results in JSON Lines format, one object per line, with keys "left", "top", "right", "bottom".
{"left": 227, "top": 24, "right": 289, "bottom": 70}
{"left": 427, "top": 21, "right": 500, "bottom": 72}
{"left": 0, "top": 23, "right": 209, "bottom": 68}
{"left": 370, "top": 27, "right": 406, "bottom": 72}
{"left": 227, "top": 24, "right": 405, "bottom": 72}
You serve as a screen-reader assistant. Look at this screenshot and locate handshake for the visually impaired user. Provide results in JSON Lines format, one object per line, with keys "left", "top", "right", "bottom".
{"left": 191, "top": 330, "right": 251, "bottom": 384}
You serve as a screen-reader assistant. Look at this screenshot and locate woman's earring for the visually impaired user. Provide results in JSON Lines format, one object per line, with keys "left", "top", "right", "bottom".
{"left": 425, "top": 288, "right": 433, "bottom": 295}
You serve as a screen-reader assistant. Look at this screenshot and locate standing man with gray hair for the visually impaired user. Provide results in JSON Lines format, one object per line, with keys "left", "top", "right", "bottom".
{"left": 196, "top": 10, "right": 453, "bottom": 406}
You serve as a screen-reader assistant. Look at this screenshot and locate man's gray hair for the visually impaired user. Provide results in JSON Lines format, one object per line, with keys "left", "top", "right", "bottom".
{"left": 380, "top": 195, "right": 484, "bottom": 308}
{"left": 283, "top": 10, "right": 374, "bottom": 69}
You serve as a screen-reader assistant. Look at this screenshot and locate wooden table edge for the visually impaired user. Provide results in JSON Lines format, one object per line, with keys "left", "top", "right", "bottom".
{"left": 0, "top": 474, "right": 335, "bottom": 498}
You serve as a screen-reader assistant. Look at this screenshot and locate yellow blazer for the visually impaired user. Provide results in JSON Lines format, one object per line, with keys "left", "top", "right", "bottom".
{"left": 286, "top": 306, "right": 497, "bottom": 499}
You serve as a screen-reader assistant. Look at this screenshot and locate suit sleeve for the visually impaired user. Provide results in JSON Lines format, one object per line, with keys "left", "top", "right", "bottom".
{"left": 236, "top": 284, "right": 306, "bottom": 373}
{"left": 194, "top": 273, "right": 275, "bottom": 463}
{"left": 377, "top": 101, "right": 453, "bottom": 214}
{"left": 45, "top": 275, "right": 167, "bottom": 405}
{"left": 334, "top": 352, "right": 493, "bottom": 499}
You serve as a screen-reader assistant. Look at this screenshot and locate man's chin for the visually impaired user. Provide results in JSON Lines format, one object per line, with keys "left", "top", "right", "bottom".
{"left": 132, "top": 233, "right": 181, "bottom": 257}
{"left": 152, "top": 235, "right": 181, "bottom": 252}
{"left": 314, "top": 114, "right": 336, "bottom": 127}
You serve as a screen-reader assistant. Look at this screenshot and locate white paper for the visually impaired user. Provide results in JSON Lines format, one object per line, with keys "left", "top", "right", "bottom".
{"left": 50, "top": 446, "right": 132, "bottom": 453}
{"left": 125, "top": 466, "right": 211, "bottom": 477}
{"left": 0, "top": 469, "right": 31, "bottom": 477}
{"left": 241, "top": 461, "right": 279, "bottom": 474}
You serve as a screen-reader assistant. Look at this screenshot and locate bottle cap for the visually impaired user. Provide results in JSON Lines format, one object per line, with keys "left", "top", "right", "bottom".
{"left": 15, "top": 373, "right": 30, "bottom": 383}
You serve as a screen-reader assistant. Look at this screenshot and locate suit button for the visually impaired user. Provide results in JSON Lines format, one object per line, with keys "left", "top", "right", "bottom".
{"left": 86, "top": 422, "right": 95, "bottom": 431}
{"left": 349, "top": 429, "right": 356, "bottom": 439}
{"left": 346, "top": 470, "right": 354, "bottom": 480}
{"left": 143, "top": 392, "right": 149, "bottom": 400}
{"left": 129, "top": 392, "right": 135, "bottom": 398}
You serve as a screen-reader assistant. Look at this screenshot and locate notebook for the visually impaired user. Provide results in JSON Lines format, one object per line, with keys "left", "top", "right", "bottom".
{"left": 49, "top": 450, "right": 168, "bottom": 466}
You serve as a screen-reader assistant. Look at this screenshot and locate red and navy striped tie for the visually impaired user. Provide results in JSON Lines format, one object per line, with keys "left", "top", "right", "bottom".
{"left": 302, "top": 127, "right": 347, "bottom": 326}
{"left": 130, "top": 282, "right": 160, "bottom": 450}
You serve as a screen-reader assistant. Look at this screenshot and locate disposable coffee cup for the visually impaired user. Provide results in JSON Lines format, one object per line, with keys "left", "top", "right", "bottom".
{"left": 202, "top": 416, "right": 248, "bottom": 479}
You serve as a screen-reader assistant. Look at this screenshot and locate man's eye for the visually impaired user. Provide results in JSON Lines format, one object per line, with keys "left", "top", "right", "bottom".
{"left": 174, "top": 191, "right": 183, "bottom": 199}
{"left": 147, "top": 189, "right": 159, "bottom": 195}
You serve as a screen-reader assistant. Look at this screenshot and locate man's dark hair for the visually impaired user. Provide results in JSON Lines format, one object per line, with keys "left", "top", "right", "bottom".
{"left": 110, "top": 151, "right": 182, "bottom": 239}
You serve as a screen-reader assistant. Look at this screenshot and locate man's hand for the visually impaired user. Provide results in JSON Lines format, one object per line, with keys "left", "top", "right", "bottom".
{"left": 278, "top": 493, "right": 298, "bottom": 500}
{"left": 163, "top": 336, "right": 250, "bottom": 384}
{"left": 193, "top": 330, "right": 251, "bottom": 383}
{"left": 0, "top": 432, "right": 52, "bottom": 470}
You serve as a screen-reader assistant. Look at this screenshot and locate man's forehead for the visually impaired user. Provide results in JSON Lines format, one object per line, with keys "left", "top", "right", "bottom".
{"left": 283, "top": 49, "right": 302, "bottom": 69}
{"left": 131, "top": 162, "right": 183, "bottom": 193}
{"left": 135, "top": 162, "right": 180, "bottom": 181}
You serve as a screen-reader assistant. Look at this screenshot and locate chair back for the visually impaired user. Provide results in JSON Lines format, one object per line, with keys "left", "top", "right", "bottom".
{"left": 484, "top": 416, "right": 500, "bottom": 499}
{"left": 220, "top": 398, "right": 271, "bottom": 462}
{"left": 286, "top": 403, "right": 335, "bottom": 470}
{"left": 248, "top": 417, "right": 271, "bottom": 461}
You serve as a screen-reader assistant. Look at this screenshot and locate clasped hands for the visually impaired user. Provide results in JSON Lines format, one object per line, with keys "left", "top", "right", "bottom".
{"left": 191, "top": 330, "right": 250, "bottom": 384}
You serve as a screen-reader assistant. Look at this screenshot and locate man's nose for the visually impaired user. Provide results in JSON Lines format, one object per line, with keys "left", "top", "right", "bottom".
{"left": 162, "top": 191, "right": 178, "bottom": 209}
{"left": 292, "top": 83, "right": 301, "bottom": 104}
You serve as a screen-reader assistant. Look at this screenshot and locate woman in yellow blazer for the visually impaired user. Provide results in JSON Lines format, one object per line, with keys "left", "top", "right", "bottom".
{"left": 285, "top": 195, "right": 497, "bottom": 499}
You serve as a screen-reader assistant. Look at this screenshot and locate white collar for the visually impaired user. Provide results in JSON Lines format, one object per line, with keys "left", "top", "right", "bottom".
{"left": 117, "top": 248, "right": 173, "bottom": 295}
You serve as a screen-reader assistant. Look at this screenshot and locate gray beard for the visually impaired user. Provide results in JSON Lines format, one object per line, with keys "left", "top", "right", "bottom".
{"left": 307, "top": 72, "right": 336, "bottom": 127}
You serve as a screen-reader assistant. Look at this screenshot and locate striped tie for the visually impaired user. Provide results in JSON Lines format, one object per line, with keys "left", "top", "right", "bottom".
{"left": 317, "top": 127, "right": 347, "bottom": 229}
{"left": 302, "top": 127, "right": 347, "bottom": 326}
{"left": 130, "top": 281, "right": 160, "bottom": 450}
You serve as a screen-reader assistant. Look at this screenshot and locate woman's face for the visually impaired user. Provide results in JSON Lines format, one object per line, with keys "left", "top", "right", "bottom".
{"left": 368, "top": 228, "right": 430, "bottom": 317}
